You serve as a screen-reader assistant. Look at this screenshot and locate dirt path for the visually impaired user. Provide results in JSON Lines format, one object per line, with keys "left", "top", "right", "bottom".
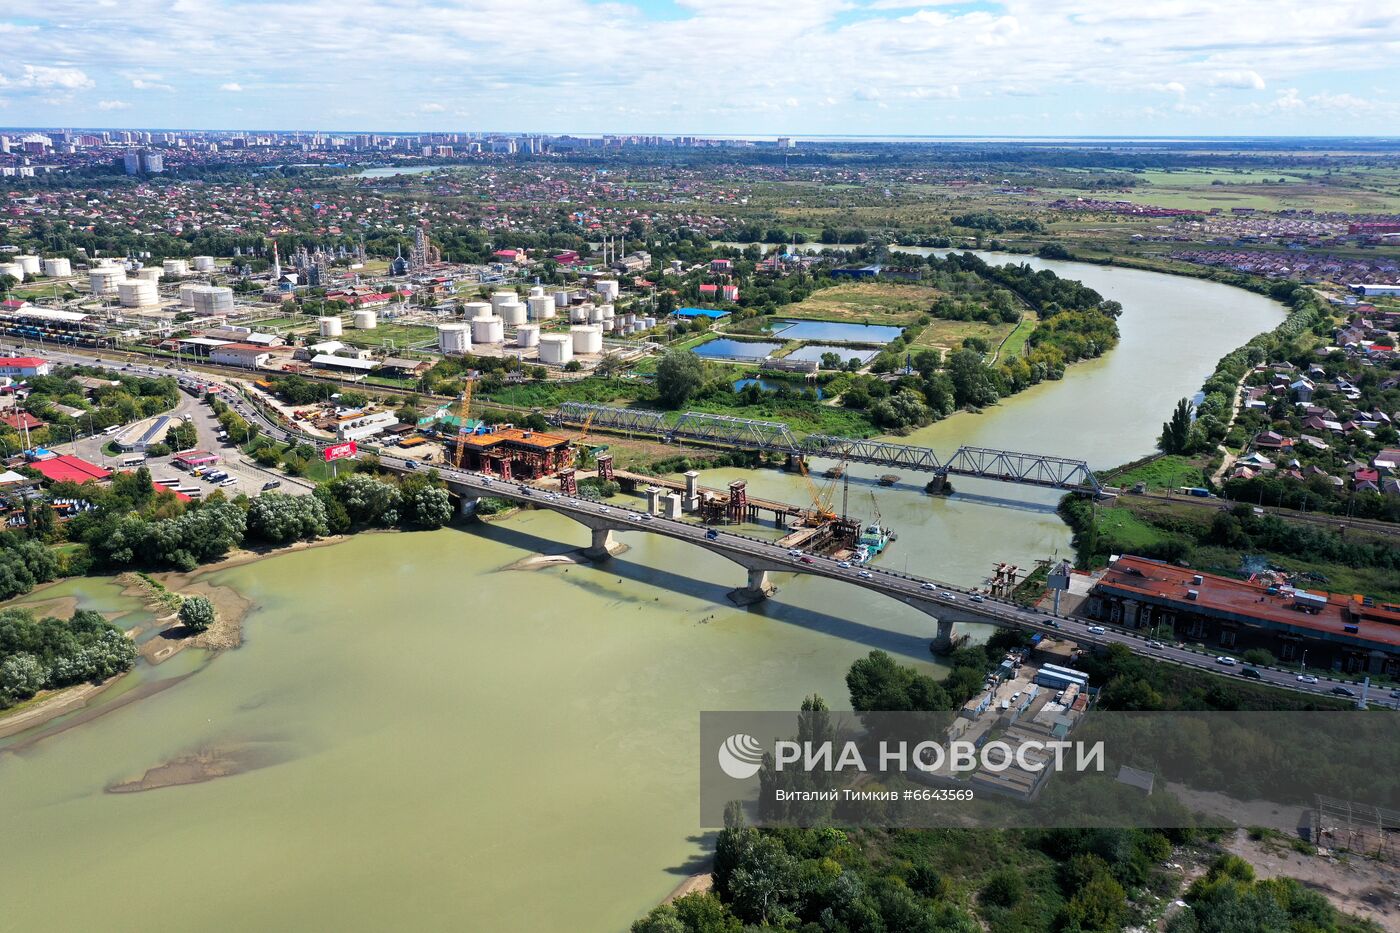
{"left": 1224, "top": 830, "right": 1400, "bottom": 931}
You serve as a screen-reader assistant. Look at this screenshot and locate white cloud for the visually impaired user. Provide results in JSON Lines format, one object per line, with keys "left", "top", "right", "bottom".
{"left": 131, "top": 75, "right": 175, "bottom": 92}
{"left": 219, "top": 82, "right": 243, "bottom": 92}
{"left": 98, "top": 99, "right": 131, "bottom": 110}
{"left": 1210, "top": 70, "right": 1266, "bottom": 91}
{"left": 419, "top": 102, "right": 446, "bottom": 112}
{"left": 3, "top": 64, "right": 95, "bottom": 90}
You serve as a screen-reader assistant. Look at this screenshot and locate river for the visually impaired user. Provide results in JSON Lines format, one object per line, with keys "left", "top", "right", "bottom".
{"left": 0, "top": 255, "right": 1283, "bottom": 932}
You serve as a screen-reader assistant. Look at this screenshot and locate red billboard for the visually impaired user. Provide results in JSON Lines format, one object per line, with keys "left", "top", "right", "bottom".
{"left": 323, "top": 441, "right": 358, "bottom": 462}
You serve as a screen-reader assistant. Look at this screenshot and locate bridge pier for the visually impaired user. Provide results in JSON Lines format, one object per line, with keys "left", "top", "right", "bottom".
{"left": 931, "top": 618, "right": 958, "bottom": 654}
{"left": 456, "top": 495, "right": 479, "bottom": 518}
{"left": 728, "top": 567, "right": 776, "bottom": 607}
{"left": 585, "top": 527, "right": 625, "bottom": 559}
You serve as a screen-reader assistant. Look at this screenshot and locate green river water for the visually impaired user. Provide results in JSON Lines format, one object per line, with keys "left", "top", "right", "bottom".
{"left": 0, "top": 258, "right": 1284, "bottom": 932}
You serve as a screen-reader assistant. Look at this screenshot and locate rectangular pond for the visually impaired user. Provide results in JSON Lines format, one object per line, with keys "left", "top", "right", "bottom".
{"left": 782, "top": 343, "right": 882, "bottom": 366}
{"left": 692, "top": 338, "right": 783, "bottom": 361}
{"left": 770, "top": 320, "right": 903, "bottom": 344}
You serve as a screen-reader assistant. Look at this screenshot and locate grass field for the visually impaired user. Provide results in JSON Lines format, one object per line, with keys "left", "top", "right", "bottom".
{"left": 996, "top": 314, "right": 1035, "bottom": 360}
{"left": 339, "top": 324, "right": 439, "bottom": 348}
{"left": 911, "top": 316, "right": 1017, "bottom": 353}
{"left": 1104, "top": 455, "right": 1211, "bottom": 492}
{"left": 782, "top": 282, "right": 939, "bottom": 323}
{"left": 1054, "top": 165, "right": 1400, "bottom": 213}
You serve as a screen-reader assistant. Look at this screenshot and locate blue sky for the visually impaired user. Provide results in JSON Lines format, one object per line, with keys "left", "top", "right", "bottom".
{"left": 1, "top": 0, "right": 1398, "bottom": 135}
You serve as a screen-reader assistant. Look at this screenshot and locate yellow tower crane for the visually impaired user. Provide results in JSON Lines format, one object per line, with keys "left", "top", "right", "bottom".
{"left": 451, "top": 378, "right": 474, "bottom": 470}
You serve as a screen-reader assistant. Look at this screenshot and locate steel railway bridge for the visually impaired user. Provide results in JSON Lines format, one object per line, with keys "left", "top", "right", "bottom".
{"left": 556, "top": 403, "right": 1104, "bottom": 496}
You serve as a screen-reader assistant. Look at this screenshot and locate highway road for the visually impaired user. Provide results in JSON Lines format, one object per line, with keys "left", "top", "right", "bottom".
{"left": 16, "top": 347, "right": 1394, "bottom": 709}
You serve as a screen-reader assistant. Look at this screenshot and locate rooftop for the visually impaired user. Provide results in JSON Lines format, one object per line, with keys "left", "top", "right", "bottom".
{"left": 460, "top": 426, "right": 571, "bottom": 450}
{"left": 1097, "top": 555, "right": 1400, "bottom": 649}
{"left": 30, "top": 454, "right": 111, "bottom": 484}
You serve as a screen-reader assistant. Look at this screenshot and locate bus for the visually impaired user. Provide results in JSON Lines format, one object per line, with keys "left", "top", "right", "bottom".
{"left": 121, "top": 456, "right": 147, "bottom": 467}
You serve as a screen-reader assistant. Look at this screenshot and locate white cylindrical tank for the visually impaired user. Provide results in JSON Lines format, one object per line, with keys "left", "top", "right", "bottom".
{"left": 526, "top": 295, "right": 555, "bottom": 321}
{"left": 595, "top": 280, "right": 619, "bottom": 301}
{"left": 516, "top": 323, "right": 540, "bottom": 348}
{"left": 471, "top": 314, "right": 504, "bottom": 344}
{"left": 192, "top": 255, "right": 216, "bottom": 272}
{"left": 464, "top": 301, "right": 492, "bottom": 320}
{"left": 553, "top": 290, "right": 571, "bottom": 308}
{"left": 539, "top": 334, "right": 573, "bottom": 365}
{"left": 41, "top": 258, "right": 72, "bottom": 277}
{"left": 528, "top": 286, "right": 545, "bottom": 298}
{"left": 497, "top": 300, "right": 527, "bottom": 326}
{"left": 89, "top": 267, "right": 125, "bottom": 294}
{"left": 183, "top": 284, "right": 234, "bottom": 314}
{"left": 571, "top": 325, "right": 603, "bottom": 355}
{"left": 0, "top": 262, "right": 24, "bottom": 283}
{"left": 93, "top": 257, "right": 121, "bottom": 269}
{"left": 353, "top": 310, "right": 378, "bottom": 329}
{"left": 162, "top": 259, "right": 190, "bottom": 277}
{"left": 118, "top": 279, "right": 160, "bottom": 307}
{"left": 437, "top": 323, "right": 471, "bottom": 354}
{"left": 318, "top": 316, "right": 343, "bottom": 338}
{"left": 601, "top": 304, "right": 616, "bottom": 322}
{"left": 570, "top": 305, "right": 592, "bottom": 324}
{"left": 136, "top": 267, "right": 163, "bottom": 283}
{"left": 489, "top": 291, "right": 518, "bottom": 313}
{"left": 14, "top": 256, "right": 40, "bottom": 276}
{"left": 643, "top": 316, "right": 657, "bottom": 329}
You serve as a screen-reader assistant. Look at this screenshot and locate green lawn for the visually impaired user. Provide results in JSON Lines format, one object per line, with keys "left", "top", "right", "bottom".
{"left": 781, "top": 282, "right": 940, "bottom": 324}
{"left": 1103, "top": 455, "right": 1210, "bottom": 492}
{"left": 996, "top": 314, "right": 1036, "bottom": 360}
{"left": 910, "top": 316, "right": 1017, "bottom": 354}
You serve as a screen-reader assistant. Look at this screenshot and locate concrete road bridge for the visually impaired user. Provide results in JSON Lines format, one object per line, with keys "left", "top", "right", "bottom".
{"left": 556, "top": 403, "right": 1105, "bottom": 496}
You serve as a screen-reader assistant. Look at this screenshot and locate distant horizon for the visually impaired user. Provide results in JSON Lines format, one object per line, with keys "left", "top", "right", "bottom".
{"left": 6, "top": 128, "right": 1400, "bottom": 144}
{"left": 3, "top": 1, "right": 1398, "bottom": 136}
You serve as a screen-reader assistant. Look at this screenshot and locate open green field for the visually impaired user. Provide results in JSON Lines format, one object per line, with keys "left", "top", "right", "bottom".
{"left": 781, "top": 282, "right": 938, "bottom": 323}
{"left": 339, "top": 323, "right": 439, "bottom": 348}
{"left": 911, "top": 316, "right": 1018, "bottom": 354}
{"left": 1103, "top": 454, "right": 1211, "bottom": 492}
{"left": 996, "top": 314, "right": 1035, "bottom": 360}
{"left": 1054, "top": 165, "right": 1400, "bottom": 213}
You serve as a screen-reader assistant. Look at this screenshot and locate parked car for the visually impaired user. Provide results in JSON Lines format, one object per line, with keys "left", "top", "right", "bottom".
{"left": 261, "top": 480, "right": 281, "bottom": 491}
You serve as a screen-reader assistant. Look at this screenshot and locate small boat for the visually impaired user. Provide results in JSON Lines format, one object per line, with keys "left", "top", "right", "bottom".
{"left": 823, "top": 464, "right": 844, "bottom": 478}
{"left": 878, "top": 474, "right": 899, "bottom": 486}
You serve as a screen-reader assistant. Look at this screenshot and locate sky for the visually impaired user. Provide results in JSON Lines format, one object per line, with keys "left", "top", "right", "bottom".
{"left": 1, "top": 0, "right": 1399, "bottom": 136}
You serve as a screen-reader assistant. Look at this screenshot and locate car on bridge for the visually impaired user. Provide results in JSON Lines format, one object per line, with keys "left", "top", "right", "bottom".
{"left": 1087, "top": 625, "right": 1106, "bottom": 634}
{"left": 1296, "top": 674, "right": 1318, "bottom": 684}
{"left": 1330, "top": 685, "right": 1357, "bottom": 698}
{"left": 1146, "top": 640, "right": 1164, "bottom": 649}
{"left": 920, "top": 582, "right": 936, "bottom": 590}
{"left": 857, "top": 570, "right": 873, "bottom": 579}
{"left": 1240, "top": 668, "right": 1262, "bottom": 680}
{"left": 1215, "top": 656, "right": 1237, "bottom": 666}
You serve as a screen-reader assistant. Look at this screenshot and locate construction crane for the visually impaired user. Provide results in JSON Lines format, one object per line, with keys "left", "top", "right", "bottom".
{"left": 796, "top": 460, "right": 837, "bottom": 522}
{"left": 451, "top": 378, "right": 474, "bottom": 470}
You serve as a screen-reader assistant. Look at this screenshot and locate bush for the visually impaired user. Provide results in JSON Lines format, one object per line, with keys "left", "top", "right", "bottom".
{"left": 178, "top": 596, "right": 216, "bottom": 633}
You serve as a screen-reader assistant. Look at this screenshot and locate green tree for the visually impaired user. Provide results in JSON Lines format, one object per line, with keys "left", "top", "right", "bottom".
{"left": 656, "top": 349, "right": 706, "bottom": 408}
{"left": 1160, "top": 398, "right": 1195, "bottom": 454}
{"left": 178, "top": 595, "right": 216, "bottom": 633}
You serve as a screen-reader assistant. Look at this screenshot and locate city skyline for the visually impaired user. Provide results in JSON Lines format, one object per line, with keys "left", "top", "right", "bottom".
{"left": 2, "top": 0, "right": 1399, "bottom": 135}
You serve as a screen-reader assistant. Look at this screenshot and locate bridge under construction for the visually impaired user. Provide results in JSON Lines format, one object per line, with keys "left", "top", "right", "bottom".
{"left": 555, "top": 402, "right": 1105, "bottom": 496}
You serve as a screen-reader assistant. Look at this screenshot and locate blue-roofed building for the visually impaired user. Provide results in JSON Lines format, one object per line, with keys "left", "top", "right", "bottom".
{"left": 675, "top": 307, "right": 730, "bottom": 319}
{"left": 831, "top": 264, "right": 882, "bottom": 279}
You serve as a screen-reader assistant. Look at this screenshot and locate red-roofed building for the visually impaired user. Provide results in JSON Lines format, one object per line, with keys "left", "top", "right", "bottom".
{"left": 0, "top": 357, "right": 52, "bottom": 378}
{"left": 1087, "top": 555, "right": 1399, "bottom": 676}
{"left": 29, "top": 454, "right": 111, "bottom": 484}
{"left": 0, "top": 411, "right": 44, "bottom": 431}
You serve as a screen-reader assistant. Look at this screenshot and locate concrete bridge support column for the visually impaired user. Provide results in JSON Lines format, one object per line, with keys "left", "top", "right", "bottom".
{"left": 456, "top": 495, "right": 479, "bottom": 518}
{"left": 728, "top": 567, "right": 777, "bottom": 607}
{"left": 643, "top": 486, "right": 663, "bottom": 515}
{"left": 785, "top": 453, "right": 806, "bottom": 473}
{"left": 683, "top": 471, "right": 700, "bottom": 512}
{"left": 586, "top": 526, "right": 624, "bottom": 559}
{"left": 931, "top": 618, "right": 957, "bottom": 654}
{"left": 664, "top": 493, "right": 683, "bottom": 520}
